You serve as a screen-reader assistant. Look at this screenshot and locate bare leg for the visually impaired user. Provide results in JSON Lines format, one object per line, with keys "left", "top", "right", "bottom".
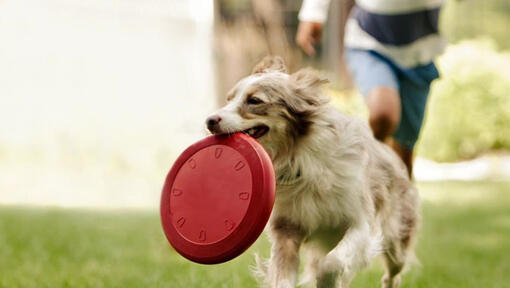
{"left": 366, "top": 87, "right": 413, "bottom": 176}
{"left": 388, "top": 138, "right": 413, "bottom": 177}
{"left": 366, "top": 87, "right": 401, "bottom": 141}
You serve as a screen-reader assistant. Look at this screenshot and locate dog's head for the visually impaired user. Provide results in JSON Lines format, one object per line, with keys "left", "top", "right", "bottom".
{"left": 206, "top": 56, "right": 329, "bottom": 158}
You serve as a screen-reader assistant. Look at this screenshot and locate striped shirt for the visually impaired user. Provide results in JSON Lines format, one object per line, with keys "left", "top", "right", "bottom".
{"left": 299, "top": 0, "right": 446, "bottom": 68}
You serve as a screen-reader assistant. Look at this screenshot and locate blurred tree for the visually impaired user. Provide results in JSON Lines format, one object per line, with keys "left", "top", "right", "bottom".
{"left": 213, "top": 0, "right": 300, "bottom": 106}
{"left": 213, "top": 0, "right": 510, "bottom": 162}
{"left": 417, "top": 40, "right": 510, "bottom": 161}
{"left": 213, "top": 0, "right": 354, "bottom": 103}
{"left": 442, "top": 0, "right": 510, "bottom": 50}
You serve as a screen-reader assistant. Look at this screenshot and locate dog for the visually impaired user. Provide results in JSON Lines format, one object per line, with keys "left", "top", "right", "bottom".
{"left": 205, "top": 56, "right": 420, "bottom": 288}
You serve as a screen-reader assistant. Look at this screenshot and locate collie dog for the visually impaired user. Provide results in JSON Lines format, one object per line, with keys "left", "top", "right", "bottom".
{"left": 206, "top": 56, "right": 420, "bottom": 288}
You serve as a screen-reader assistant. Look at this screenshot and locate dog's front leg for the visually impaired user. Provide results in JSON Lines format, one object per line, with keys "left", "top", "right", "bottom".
{"left": 316, "top": 221, "right": 378, "bottom": 288}
{"left": 268, "top": 217, "right": 304, "bottom": 288}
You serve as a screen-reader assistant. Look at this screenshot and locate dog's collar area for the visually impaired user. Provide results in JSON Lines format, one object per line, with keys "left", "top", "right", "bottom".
{"left": 276, "top": 169, "right": 301, "bottom": 185}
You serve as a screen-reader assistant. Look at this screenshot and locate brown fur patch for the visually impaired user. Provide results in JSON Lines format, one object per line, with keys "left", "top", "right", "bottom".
{"left": 252, "top": 56, "right": 288, "bottom": 74}
{"left": 373, "top": 190, "right": 385, "bottom": 212}
{"left": 238, "top": 105, "right": 268, "bottom": 119}
{"left": 278, "top": 105, "right": 314, "bottom": 137}
{"left": 254, "top": 75, "right": 328, "bottom": 139}
{"left": 271, "top": 217, "right": 306, "bottom": 239}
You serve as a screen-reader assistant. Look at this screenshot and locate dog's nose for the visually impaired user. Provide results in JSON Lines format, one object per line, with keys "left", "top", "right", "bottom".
{"left": 206, "top": 115, "right": 222, "bottom": 132}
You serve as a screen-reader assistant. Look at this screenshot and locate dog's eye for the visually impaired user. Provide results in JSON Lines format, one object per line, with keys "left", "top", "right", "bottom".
{"left": 247, "top": 96, "right": 264, "bottom": 105}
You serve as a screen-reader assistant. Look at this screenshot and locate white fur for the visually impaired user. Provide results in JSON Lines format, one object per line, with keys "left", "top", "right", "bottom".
{"left": 209, "top": 61, "right": 420, "bottom": 288}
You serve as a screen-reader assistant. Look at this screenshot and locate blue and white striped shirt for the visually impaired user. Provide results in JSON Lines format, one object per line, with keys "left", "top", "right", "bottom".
{"left": 299, "top": 0, "right": 446, "bottom": 68}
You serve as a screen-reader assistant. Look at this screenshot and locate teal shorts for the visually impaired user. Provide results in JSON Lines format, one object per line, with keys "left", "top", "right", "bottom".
{"left": 344, "top": 48, "right": 439, "bottom": 149}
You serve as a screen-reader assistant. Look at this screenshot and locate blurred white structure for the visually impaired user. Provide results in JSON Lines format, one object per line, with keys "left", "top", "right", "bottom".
{"left": 414, "top": 155, "right": 510, "bottom": 181}
{"left": 0, "top": 0, "right": 216, "bottom": 209}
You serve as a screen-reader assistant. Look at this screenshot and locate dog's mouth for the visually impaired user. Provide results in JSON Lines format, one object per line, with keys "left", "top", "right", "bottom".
{"left": 242, "top": 125, "right": 269, "bottom": 139}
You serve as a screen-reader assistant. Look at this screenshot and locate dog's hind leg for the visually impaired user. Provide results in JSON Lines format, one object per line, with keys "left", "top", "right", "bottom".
{"left": 316, "top": 221, "right": 381, "bottom": 288}
{"left": 381, "top": 193, "right": 419, "bottom": 288}
{"left": 381, "top": 239, "right": 405, "bottom": 288}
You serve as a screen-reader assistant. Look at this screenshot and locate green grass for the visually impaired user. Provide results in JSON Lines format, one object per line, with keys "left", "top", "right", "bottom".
{"left": 1, "top": 181, "right": 509, "bottom": 288}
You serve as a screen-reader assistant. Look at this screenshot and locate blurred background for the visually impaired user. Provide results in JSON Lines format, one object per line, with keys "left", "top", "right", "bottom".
{"left": 0, "top": 0, "right": 509, "bottom": 287}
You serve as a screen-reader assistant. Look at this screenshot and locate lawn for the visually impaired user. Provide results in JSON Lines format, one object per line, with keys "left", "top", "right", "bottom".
{"left": 1, "top": 181, "right": 509, "bottom": 288}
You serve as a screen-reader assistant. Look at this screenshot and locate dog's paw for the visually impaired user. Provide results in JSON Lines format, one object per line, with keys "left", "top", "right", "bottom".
{"left": 381, "top": 274, "right": 401, "bottom": 288}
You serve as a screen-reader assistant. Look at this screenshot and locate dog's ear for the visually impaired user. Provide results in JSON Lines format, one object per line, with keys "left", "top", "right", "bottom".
{"left": 289, "top": 68, "right": 329, "bottom": 109}
{"left": 252, "top": 56, "right": 288, "bottom": 74}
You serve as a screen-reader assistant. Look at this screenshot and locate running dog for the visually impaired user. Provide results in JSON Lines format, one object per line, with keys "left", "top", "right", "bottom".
{"left": 205, "top": 56, "right": 420, "bottom": 288}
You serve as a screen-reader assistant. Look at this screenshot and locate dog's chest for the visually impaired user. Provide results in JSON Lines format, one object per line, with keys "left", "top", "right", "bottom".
{"left": 273, "top": 181, "right": 354, "bottom": 232}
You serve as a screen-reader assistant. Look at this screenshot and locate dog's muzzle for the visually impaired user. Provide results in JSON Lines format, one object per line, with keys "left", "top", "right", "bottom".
{"left": 206, "top": 115, "right": 222, "bottom": 133}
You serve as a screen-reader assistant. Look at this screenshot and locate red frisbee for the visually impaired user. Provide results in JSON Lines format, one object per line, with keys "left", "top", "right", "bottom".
{"left": 160, "top": 133, "right": 275, "bottom": 264}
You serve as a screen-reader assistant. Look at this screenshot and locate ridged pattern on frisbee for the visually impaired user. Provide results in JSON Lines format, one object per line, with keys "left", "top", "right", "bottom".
{"left": 160, "top": 133, "right": 275, "bottom": 264}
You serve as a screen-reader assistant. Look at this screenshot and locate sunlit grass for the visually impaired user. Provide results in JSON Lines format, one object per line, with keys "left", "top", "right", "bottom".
{"left": 1, "top": 181, "right": 509, "bottom": 288}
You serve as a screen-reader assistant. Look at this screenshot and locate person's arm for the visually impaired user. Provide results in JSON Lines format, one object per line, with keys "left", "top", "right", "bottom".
{"left": 296, "top": 0, "right": 332, "bottom": 55}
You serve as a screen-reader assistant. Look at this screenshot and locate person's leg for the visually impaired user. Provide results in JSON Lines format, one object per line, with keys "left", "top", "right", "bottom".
{"left": 388, "top": 138, "right": 413, "bottom": 176}
{"left": 367, "top": 86, "right": 417, "bottom": 176}
{"left": 366, "top": 87, "right": 414, "bottom": 175}
{"left": 391, "top": 62, "right": 439, "bottom": 177}
{"left": 344, "top": 49, "right": 401, "bottom": 141}
{"left": 366, "top": 87, "right": 401, "bottom": 142}
{"left": 344, "top": 49, "right": 413, "bottom": 172}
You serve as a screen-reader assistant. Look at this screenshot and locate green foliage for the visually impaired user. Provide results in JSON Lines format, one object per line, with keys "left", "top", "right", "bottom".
{"left": 1, "top": 181, "right": 510, "bottom": 287}
{"left": 416, "top": 40, "right": 510, "bottom": 162}
{"left": 329, "top": 0, "right": 510, "bottom": 162}
{"left": 441, "top": 0, "right": 510, "bottom": 50}
{"left": 329, "top": 39, "right": 510, "bottom": 162}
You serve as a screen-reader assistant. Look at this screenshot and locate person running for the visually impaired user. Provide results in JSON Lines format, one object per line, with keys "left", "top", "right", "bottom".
{"left": 297, "top": 0, "right": 445, "bottom": 176}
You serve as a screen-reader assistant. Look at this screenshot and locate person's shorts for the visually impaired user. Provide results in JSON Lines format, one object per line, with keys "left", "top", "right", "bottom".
{"left": 344, "top": 48, "right": 439, "bottom": 149}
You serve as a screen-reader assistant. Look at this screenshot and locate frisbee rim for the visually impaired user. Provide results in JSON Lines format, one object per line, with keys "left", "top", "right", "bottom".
{"left": 160, "top": 133, "right": 275, "bottom": 264}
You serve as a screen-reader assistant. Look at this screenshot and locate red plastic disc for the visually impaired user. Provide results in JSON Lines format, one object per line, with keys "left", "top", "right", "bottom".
{"left": 160, "top": 133, "right": 275, "bottom": 264}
